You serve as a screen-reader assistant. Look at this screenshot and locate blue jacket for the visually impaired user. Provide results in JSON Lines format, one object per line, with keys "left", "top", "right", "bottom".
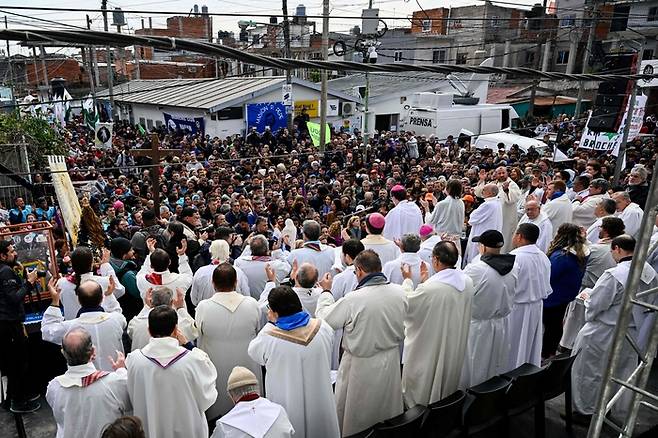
{"left": 544, "top": 249, "right": 587, "bottom": 308}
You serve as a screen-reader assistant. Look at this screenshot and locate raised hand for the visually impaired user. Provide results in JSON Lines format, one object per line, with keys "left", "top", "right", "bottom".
{"left": 420, "top": 262, "right": 429, "bottom": 283}
{"left": 109, "top": 350, "right": 126, "bottom": 370}
{"left": 400, "top": 263, "right": 412, "bottom": 280}
{"left": 176, "top": 239, "right": 188, "bottom": 256}
{"left": 265, "top": 263, "right": 276, "bottom": 283}
{"left": 318, "top": 272, "right": 332, "bottom": 291}
{"left": 173, "top": 288, "right": 185, "bottom": 309}
{"left": 106, "top": 275, "right": 116, "bottom": 296}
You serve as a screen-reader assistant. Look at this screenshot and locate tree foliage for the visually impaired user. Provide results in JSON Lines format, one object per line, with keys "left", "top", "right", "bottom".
{"left": 0, "top": 112, "right": 67, "bottom": 171}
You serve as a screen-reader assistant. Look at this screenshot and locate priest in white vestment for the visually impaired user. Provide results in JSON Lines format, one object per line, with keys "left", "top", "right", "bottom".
{"left": 585, "top": 198, "right": 617, "bottom": 244}
{"left": 361, "top": 213, "right": 401, "bottom": 266}
{"left": 418, "top": 225, "right": 442, "bottom": 275}
{"left": 46, "top": 328, "right": 131, "bottom": 438}
{"left": 249, "top": 285, "right": 340, "bottom": 438}
{"left": 476, "top": 167, "right": 522, "bottom": 253}
{"left": 424, "top": 180, "right": 465, "bottom": 237}
{"left": 196, "top": 263, "right": 263, "bottom": 420}
{"left": 401, "top": 241, "right": 474, "bottom": 407}
{"left": 508, "top": 223, "right": 553, "bottom": 368}
{"left": 136, "top": 240, "right": 193, "bottom": 300}
{"left": 465, "top": 184, "right": 503, "bottom": 265}
{"left": 612, "top": 191, "right": 644, "bottom": 239}
{"left": 461, "top": 230, "right": 516, "bottom": 388}
{"left": 260, "top": 262, "right": 322, "bottom": 317}
{"left": 316, "top": 250, "right": 407, "bottom": 436}
{"left": 542, "top": 180, "right": 573, "bottom": 238}
{"left": 127, "top": 305, "right": 218, "bottom": 438}
{"left": 191, "top": 240, "right": 250, "bottom": 305}
{"left": 518, "top": 200, "right": 553, "bottom": 253}
{"left": 571, "top": 178, "right": 610, "bottom": 228}
{"left": 128, "top": 286, "right": 197, "bottom": 351}
{"left": 383, "top": 233, "right": 425, "bottom": 288}
{"left": 235, "top": 236, "right": 291, "bottom": 299}
{"left": 382, "top": 185, "right": 423, "bottom": 241}
{"left": 42, "top": 279, "right": 126, "bottom": 372}
{"left": 287, "top": 220, "right": 336, "bottom": 278}
{"left": 211, "top": 366, "right": 294, "bottom": 438}
{"left": 572, "top": 235, "right": 658, "bottom": 418}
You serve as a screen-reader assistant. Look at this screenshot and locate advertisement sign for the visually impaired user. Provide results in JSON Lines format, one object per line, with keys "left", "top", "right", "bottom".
{"left": 579, "top": 95, "right": 647, "bottom": 156}
{"left": 246, "top": 102, "right": 288, "bottom": 133}
{"left": 294, "top": 99, "right": 319, "bottom": 117}
{"left": 163, "top": 112, "right": 205, "bottom": 134}
{"left": 282, "top": 84, "right": 293, "bottom": 106}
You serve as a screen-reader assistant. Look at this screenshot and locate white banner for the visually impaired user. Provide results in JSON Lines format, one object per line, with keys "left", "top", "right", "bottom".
{"left": 47, "top": 156, "right": 81, "bottom": 246}
{"left": 578, "top": 94, "right": 647, "bottom": 156}
{"left": 94, "top": 122, "right": 113, "bottom": 149}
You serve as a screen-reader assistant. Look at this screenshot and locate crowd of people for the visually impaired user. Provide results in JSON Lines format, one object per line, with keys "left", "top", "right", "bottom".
{"left": 1, "top": 111, "right": 658, "bottom": 437}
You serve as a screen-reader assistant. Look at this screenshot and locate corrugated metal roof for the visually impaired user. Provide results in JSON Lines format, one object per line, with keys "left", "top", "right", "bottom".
{"left": 328, "top": 72, "right": 450, "bottom": 102}
{"left": 96, "top": 77, "right": 286, "bottom": 111}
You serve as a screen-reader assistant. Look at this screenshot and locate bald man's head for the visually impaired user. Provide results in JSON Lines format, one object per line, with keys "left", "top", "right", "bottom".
{"left": 482, "top": 183, "right": 499, "bottom": 198}
{"left": 296, "top": 263, "right": 319, "bottom": 289}
{"left": 524, "top": 200, "right": 540, "bottom": 220}
{"left": 77, "top": 280, "right": 103, "bottom": 308}
{"left": 62, "top": 327, "right": 94, "bottom": 366}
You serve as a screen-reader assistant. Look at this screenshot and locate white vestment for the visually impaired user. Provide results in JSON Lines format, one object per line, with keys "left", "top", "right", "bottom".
{"left": 191, "top": 263, "right": 250, "bottom": 305}
{"left": 616, "top": 202, "right": 643, "bottom": 238}
{"left": 260, "top": 282, "right": 321, "bottom": 317}
{"left": 248, "top": 319, "right": 340, "bottom": 438}
{"left": 136, "top": 254, "right": 193, "bottom": 299}
{"left": 234, "top": 256, "right": 291, "bottom": 300}
{"left": 508, "top": 244, "right": 552, "bottom": 368}
{"left": 402, "top": 270, "right": 474, "bottom": 407}
{"left": 41, "top": 294, "right": 126, "bottom": 372}
{"left": 196, "top": 292, "right": 262, "bottom": 420}
{"left": 383, "top": 252, "right": 425, "bottom": 288}
{"left": 418, "top": 235, "right": 442, "bottom": 275}
{"left": 46, "top": 363, "right": 131, "bottom": 438}
{"left": 461, "top": 255, "right": 517, "bottom": 388}
{"left": 426, "top": 196, "right": 465, "bottom": 236}
{"left": 518, "top": 213, "right": 554, "bottom": 253}
{"left": 542, "top": 193, "right": 573, "bottom": 238}
{"left": 361, "top": 234, "right": 401, "bottom": 267}
{"left": 586, "top": 215, "right": 615, "bottom": 244}
{"left": 572, "top": 261, "right": 658, "bottom": 416}
{"left": 466, "top": 197, "right": 503, "bottom": 265}
{"left": 572, "top": 194, "right": 609, "bottom": 228}
{"left": 382, "top": 200, "right": 424, "bottom": 241}
{"left": 288, "top": 244, "right": 336, "bottom": 278}
{"left": 328, "top": 266, "right": 358, "bottom": 369}
{"left": 476, "top": 179, "right": 521, "bottom": 253}
{"left": 127, "top": 306, "right": 198, "bottom": 352}
{"left": 58, "top": 262, "right": 126, "bottom": 320}
{"left": 127, "top": 337, "right": 218, "bottom": 438}
{"left": 317, "top": 279, "right": 407, "bottom": 436}
{"left": 212, "top": 397, "right": 294, "bottom": 438}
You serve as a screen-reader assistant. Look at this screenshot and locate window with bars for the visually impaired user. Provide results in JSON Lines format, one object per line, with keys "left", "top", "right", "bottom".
{"left": 394, "top": 51, "right": 403, "bottom": 62}
{"left": 432, "top": 50, "right": 446, "bottom": 64}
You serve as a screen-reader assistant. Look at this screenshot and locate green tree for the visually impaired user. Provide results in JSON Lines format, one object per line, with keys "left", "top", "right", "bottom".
{"left": 0, "top": 112, "right": 67, "bottom": 171}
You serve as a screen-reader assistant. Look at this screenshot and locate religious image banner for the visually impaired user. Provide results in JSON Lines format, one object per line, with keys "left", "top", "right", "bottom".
{"left": 246, "top": 102, "right": 288, "bottom": 134}
{"left": 94, "top": 122, "right": 113, "bottom": 150}
{"left": 163, "top": 112, "right": 205, "bottom": 135}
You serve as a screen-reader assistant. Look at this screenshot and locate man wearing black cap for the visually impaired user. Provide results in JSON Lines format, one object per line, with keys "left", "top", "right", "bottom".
{"left": 109, "top": 237, "right": 142, "bottom": 321}
{"left": 461, "top": 230, "right": 517, "bottom": 388}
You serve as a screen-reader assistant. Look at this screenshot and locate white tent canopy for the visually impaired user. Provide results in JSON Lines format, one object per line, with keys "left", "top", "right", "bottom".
{"left": 473, "top": 132, "right": 549, "bottom": 153}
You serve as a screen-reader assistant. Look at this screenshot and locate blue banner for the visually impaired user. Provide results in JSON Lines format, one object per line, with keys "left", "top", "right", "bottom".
{"left": 163, "top": 112, "right": 205, "bottom": 134}
{"left": 246, "top": 102, "right": 287, "bottom": 134}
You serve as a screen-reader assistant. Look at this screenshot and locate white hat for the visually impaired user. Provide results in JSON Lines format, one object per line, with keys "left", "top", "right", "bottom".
{"left": 227, "top": 366, "right": 258, "bottom": 391}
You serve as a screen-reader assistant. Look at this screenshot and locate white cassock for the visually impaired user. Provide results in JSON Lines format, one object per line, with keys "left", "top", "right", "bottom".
{"left": 418, "top": 235, "right": 442, "bottom": 275}
{"left": 382, "top": 200, "right": 424, "bottom": 241}
{"left": 211, "top": 397, "right": 294, "bottom": 438}
{"left": 46, "top": 363, "right": 131, "bottom": 438}
{"left": 136, "top": 254, "right": 194, "bottom": 299}
{"left": 41, "top": 294, "right": 126, "bottom": 372}
{"left": 461, "top": 254, "right": 516, "bottom": 388}
{"left": 317, "top": 278, "right": 407, "bottom": 436}
{"left": 518, "top": 213, "right": 554, "bottom": 253}
{"left": 288, "top": 243, "right": 336, "bottom": 278}
{"left": 128, "top": 305, "right": 198, "bottom": 352}
{"left": 426, "top": 196, "right": 464, "bottom": 236}
{"left": 196, "top": 292, "right": 262, "bottom": 420}
{"left": 190, "top": 263, "right": 250, "bottom": 305}
{"left": 586, "top": 215, "right": 615, "bottom": 244}
{"left": 127, "top": 337, "right": 218, "bottom": 438}
{"left": 508, "top": 244, "right": 552, "bottom": 368}
{"left": 475, "top": 179, "right": 521, "bottom": 253}
{"left": 616, "top": 202, "right": 643, "bottom": 238}
{"left": 234, "top": 256, "right": 290, "bottom": 300}
{"left": 260, "top": 282, "right": 321, "bottom": 317}
{"left": 559, "top": 241, "right": 617, "bottom": 350}
{"left": 361, "top": 234, "right": 401, "bottom": 266}
{"left": 383, "top": 252, "right": 425, "bottom": 288}
{"left": 402, "top": 270, "right": 474, "bottom": 407}
{"left": 572, "top": 260, "right": 658, "bottom": 416}
{"left": 466, "top": 197, "right": 503, "bottom": 265}
{"left": 58, "top": 263, "right": 126, "bottom": 320}
{"left": 572, "top": 194, "right": 609, "bottom": 228}
{"left": 328, "top": 266, "right": 358, "bottom": 370}
{"left": 248, "top": 319, "right": 340, "bottom": 438}
{"left": 647, "top": 229, "right": 658, "bottom": 273}
{"left": 542, "top": 193, "right": 573, "bottom": 238}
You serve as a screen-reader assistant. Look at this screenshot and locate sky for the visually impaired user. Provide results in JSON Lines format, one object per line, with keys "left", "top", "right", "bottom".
{"left": 0, "top": 0, "right": 540, "bottom": 56}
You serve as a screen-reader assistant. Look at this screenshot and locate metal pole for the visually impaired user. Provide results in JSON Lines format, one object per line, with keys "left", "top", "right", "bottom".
{"left": 102, "top": 0, "right": 114, "bottom": 118}
{"left": 527, "top": 0, "right": 548, "bottom": 119}
{"left": 31, "top": 47, "right": 40, "bottom": 88}
{"left": 362, "top": 0, "right": 373, "bottom": 148}
{"left": 88, "top": 15, "right": 101, "bottom": 88}
{"left": 39, "top": 45, "right": 49, "bottom": 85}
{"left": 575, "top": 1, "right": 598, "bottom": 117}
{"left": 587, "top": 155, "right": 658, "bottom": 437}
{"left": 281, "top": 0, "right": 293, "bottom": 132}
{"left": 319, "top": 0, "right": 329, "bottom": 151}
{"left": 4, "top": 16, "right": 14, "bottom": 87}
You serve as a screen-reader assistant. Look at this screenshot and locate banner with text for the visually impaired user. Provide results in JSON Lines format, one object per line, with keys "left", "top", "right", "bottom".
{"left": 307, "top": 121, "right": 331, "bottom": 146}
{"left": 578, "top": 95, "right": 647, "bottom": 156}
{"left": 246, "top": 102, "right": 287, "bottom": 133}
{"left": 163, "top": 112, "right": 205, "bottom": 135}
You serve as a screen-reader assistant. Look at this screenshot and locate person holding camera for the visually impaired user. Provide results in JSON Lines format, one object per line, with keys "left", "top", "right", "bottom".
{"left": 0, "top": 240, "right": 41, "bottom": 413}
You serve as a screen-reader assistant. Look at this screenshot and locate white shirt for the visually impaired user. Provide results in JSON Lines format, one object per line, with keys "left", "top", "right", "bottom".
{"left": 509, "top": 244, "right": 552, "bottom": 303}
{"left": 361, "top": 234, "right": 401, "bottom": 267}
{"left": 287, "top": 245, "right": 336, "bottom": 279}
{"left": 191, "top": 262, "right": 250, "bottom": 306}
{"left": 426, "top": 196, "right": 464, "bottom": 236}
{"left": 260, "top": 281, "right": 322, "bottom": 317}
{"left": 383, "top": 252, "right": 425, "bottom": 288}
{"left": 234, "top": 256, "right": 291, "bottom": 300}
{"left": 518, "top": 213, "right": 554, "bottom": 253}
{"left": 127, "top": 306, "right": 198, "bottom": 352}
{"left": 616, "top": 202, "right": 643, "bottom": 238}
{"left": 58, "top": 263, "right": 126, "bottom": 320}
{"left": 136, "top": 254, "right": 193, "bottom": 300}
{"left": 383, "top": 200, "right": 424, "bottom": 241}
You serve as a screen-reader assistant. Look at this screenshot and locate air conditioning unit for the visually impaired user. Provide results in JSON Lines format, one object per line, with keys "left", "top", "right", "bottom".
{"left": 341, "top": 101, "right": 355, "bottom": 116}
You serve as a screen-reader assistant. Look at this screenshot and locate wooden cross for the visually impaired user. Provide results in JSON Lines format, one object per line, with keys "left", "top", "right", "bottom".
{"left": 130, "top": 133, "right": 179, "bottom": 217}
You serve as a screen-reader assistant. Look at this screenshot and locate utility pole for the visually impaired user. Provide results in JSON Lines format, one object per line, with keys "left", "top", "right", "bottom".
{"left": 362, "top": 0, "right": 374, "bottom": 149}
{"left": 319, "top": 0, "right": 329, "bottom": 151}
{"left": 527, "top": 0, "right": 548, "bottom": 119}
{"left": 575, "top": 1, "right": 598, "bottom": 117}
{"left": 88, "top": 15, "right": 101, "bottom": 88}
{"left": 31, "top": 47, "right": 40, "bottom": 89}
{"left": 102, "top": 0, "right": 114, "bottom": 118}
{"left": 4, "top": 16, "right": 14, "bottom": 89}
{"left": 281, "top": 0, "right": 293, "bottom": 132}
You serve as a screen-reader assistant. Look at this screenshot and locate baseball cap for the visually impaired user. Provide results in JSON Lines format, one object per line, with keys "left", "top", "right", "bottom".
{"left": 471, "top": 230, "right": 504, "bottom": 248}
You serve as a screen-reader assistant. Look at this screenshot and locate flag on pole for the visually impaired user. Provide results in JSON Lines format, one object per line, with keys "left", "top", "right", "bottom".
{"left": 82, "top": 94, "right": 99, "bottom": 131}
{"left": 137, "top": 123, "right": 146, "bottom": 136}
